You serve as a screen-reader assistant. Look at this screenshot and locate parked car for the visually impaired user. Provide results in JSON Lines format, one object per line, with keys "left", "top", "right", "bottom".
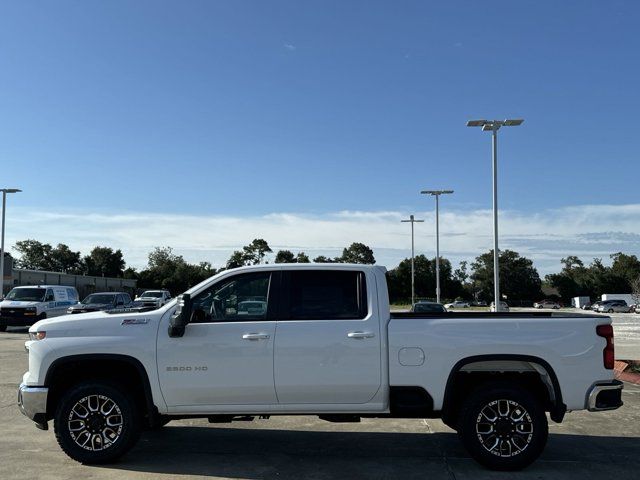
{"left": 596, "top": 300, "right": 631, "bottom": 313}
{"left": 410, "top": 301, "right": 447, "bottom": 313}
{"left": 444, "top": 300, "right": 470, "bottom": 309}
{"left": 584, "top": 300, "right": 603, "bottom": 311}
{"left": 470, "top": 300, "right": 487, "bottom": 307}
{"left": 67, "top": 292, "right": 133, "bottom": 314}
{"left": 134, "top": 290, "right": 172, "bottom": 309}
{"left": 0, "top": 285, "right": 79, "bottom": 331}
{"left": 534, "top": 300, "right": 561, "bottom": 309}
{"left": 237, "top": 300, "right": 267, "bottom": 316}
{"left": 489, "top": 301, "right": 510, "bottom": 312}
{"left": 20, "top": 265, "right": 623, "bottom": 471}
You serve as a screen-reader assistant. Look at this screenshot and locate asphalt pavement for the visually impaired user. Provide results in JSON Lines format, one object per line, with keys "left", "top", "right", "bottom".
{"left": 1, "top": 327, "right": 639, "bottom": 480}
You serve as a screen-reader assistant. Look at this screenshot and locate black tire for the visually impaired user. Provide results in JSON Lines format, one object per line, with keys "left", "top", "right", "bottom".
{"left": 54, "top": 381, "right": 141, "bottom": 464}
{"left": 0, "top": 325, "right": 7, "bottom": 332}
{"left": 608, "top": 309, "right": 614, "bottom": 313}
{"left": 457, "top": 383, "right": 548, "bottom": 471}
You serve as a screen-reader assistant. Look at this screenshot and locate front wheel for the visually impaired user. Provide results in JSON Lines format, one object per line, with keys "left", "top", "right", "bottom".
{"left": 457, "top": 384, "right": 548, "bottom": 471}
{"left": 54, "top": 381, "right": 141, "bottom": 464}
{"left": 0, "top": 325, "right": 6, "bottom": 332}
{"left": 608, "top": 309, "right": 614, "bottom": 313}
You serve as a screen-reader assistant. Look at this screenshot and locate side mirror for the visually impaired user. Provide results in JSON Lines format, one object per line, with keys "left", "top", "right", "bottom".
{"left": 168, "top": 293, "right": 192, "bottom": 338}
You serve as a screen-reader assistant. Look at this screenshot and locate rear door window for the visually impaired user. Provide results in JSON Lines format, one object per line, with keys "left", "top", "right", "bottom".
{"left": 281, "top": 270, "right": 368, "bottom": 320}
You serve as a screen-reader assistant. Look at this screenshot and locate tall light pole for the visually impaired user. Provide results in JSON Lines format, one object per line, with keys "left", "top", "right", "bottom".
{"left": 0, "top": 189, "right": 21, "bottom": 298}
{"left": 401, "top": 214, "right": 424, "bottom": 306}
{"left": 467, "top": 119, "right": 523, "bottom": 311}
{"left": 420, "top": 190, "right": 453, "bottom": 304}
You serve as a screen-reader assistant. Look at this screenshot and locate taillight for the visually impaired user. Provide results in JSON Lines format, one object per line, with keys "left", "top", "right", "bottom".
{"left": 596, "top": 324, "right": 614, "bottom": 369}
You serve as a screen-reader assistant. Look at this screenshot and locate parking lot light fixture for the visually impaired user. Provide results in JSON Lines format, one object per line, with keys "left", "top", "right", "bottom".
{"left": 0, "top": 188, "right": 22, "bottom": 299}
{"left": 420, "top": 190, "right": 454, "bottom": 304}
{"left": 467, "top": 119, "right": 523, "bottom": 312}
{"left": 401, "top": 215, "right": 424, "bottom": 306}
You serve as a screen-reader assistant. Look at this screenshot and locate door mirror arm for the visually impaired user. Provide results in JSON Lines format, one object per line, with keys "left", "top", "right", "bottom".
{"left": 168, "top": 293, "right": 192, "bottom": 338}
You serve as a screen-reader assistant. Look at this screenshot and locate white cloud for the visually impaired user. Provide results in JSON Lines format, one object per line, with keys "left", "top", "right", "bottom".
{"left": 283, "top": 43, "right": 296, "bottom": 51}
{"left": 4, "top": 204, "right": 640, "bottom": 275}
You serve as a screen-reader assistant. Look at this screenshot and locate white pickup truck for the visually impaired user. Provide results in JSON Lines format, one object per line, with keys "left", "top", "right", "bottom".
{"left": 18, "top": 264, "right": 622, "bottom": 470}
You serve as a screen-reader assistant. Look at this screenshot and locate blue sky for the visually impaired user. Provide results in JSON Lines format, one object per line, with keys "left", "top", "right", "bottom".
{"left": 1, "top": 1, "right": 639, "bottom": 273}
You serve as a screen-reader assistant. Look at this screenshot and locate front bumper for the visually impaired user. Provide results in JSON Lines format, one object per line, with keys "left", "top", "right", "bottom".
{"left": 587, "top": 380, "right": 623, "bottom": 411}
{"left": 18, "top": 383, "right": 49, "bottom": 429}
{"left": 0, "top": 315, "right": 39, "bottom": 327}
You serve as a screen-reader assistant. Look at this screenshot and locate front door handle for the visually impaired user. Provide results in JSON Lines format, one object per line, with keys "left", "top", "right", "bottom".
{"left": 347, "top": 331, "right": 375, "bottom": 339}
{"left": 242, "top": 333, "right": 271, "bottom": 340}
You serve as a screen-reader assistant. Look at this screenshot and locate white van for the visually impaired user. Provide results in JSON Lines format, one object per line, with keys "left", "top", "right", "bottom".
{"left": 0, "top": 285, "right": 79, "bottom": 331}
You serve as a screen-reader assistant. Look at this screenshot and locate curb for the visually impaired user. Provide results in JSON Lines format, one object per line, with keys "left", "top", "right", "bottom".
{"left": 615, "top": 360, "right": 640, "bottom": 385}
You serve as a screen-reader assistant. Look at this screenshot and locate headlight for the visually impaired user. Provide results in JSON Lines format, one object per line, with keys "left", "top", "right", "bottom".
{"left": 25, "top": 307, "right": 37, "bottom": 312}
{"left": 67, "top": 307, "right": 74, "bottom": 313}
{"left": 28, "top": 331, "right": 46, "bottom": 341}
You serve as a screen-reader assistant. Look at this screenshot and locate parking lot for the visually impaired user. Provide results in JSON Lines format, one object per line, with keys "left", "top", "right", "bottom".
{"left": 0, "top": 326, "right": 639, "bottom": 480}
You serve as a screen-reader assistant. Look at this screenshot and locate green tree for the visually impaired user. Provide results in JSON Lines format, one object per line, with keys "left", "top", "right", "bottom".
{"left": 244, "top": 239, "right": 272, "bottom": 264}
{"left": 470, "top": 249, "right": 542, "bottom": 302}
{"left": 13, "top": 240, "right": 53, "bottom": 270}
{"left": 226, "top": 239, "right": 273, "bottom": 268}
{"left": 296, "top": 252, "right": 310, "bottom": 263}
{"left": 313, "top": 255, "right": 336, "bottom": 263}
{"left": 454, "top": 260, "right": 469, "bottom": 284}
{"left": 386, "top": 255, "right": 465, "bottom": 303}
{"left": 340, "top": 242, "right": 375, "bottom": 264}
{"left": 610, "top": 252, "right": 640, "bottom": 285}
{"left": 226, "top": 250, "right": 247, "bottom": 269}
{"left": 139, "top": 247, "right": 216, "bottom": 294}
{"left": 275, "top": 250, "right": 296, "bottom": 263}
{"left": 84, "top": 246, "right": 126, "bottom": 277}
{"left": 49, "top": 244, "right": 83, "bottom": 274}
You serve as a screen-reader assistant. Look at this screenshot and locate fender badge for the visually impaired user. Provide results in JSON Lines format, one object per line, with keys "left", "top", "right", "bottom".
{"left": 121, "top": 318, "right": 150, "bottom": 325}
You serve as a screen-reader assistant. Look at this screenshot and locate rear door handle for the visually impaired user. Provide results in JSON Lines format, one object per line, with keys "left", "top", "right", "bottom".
{"left": 347, "top": 331, "right": 375, "bottom": 339}
{"left": 242, "top": 333, "right": 271, "bottom": 340}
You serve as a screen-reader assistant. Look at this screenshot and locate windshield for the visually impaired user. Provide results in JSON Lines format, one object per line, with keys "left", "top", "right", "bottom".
{"left": 5, "top": 288, "right": 46, "bottom": 302}
{"left": 413, "top": 303, "right": 446, "bottom": 313}
{"left": 82, "top": 294, "right": 116, "bottom": 305}
{"left": 141, "top": 291, "right": 163, "bottom": 298}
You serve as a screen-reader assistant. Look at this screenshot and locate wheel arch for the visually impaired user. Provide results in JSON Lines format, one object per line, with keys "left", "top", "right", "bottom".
{"left": 441, "top": 354, "right": 566, "bottom": 427}
{"left": 44, "top": 353, "right": 158, "bottom": 427}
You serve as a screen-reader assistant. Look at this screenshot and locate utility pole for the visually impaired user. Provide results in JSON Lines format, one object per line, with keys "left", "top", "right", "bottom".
{"left": 467, "top": 119, "right": 523, "bottom": 311}
{"left": 0, "top": 189, "right": 21, "bottom": 299}
{"left": 401, "top": 214, "right": 424, "bottom": 306}
{"left": 420, "top": 190, "right": 453, "bottom": 304}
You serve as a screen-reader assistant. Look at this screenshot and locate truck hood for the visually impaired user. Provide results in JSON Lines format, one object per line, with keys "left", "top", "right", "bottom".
{"left": 28, "top": 309, "right": 162, "bottom": 337}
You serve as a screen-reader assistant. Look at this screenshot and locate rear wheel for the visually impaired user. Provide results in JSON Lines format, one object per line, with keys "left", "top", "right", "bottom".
{"left": 54, "top": 381, "right": 141, "bottom": 464}
{"left": 457, "top": 383, "right": 548, "bottom": 471}
{"left": 608, "top": 308, "right": 614, "bottom": 313}
{"left": 0, "top": 325, "right": 6, "bottom": 332}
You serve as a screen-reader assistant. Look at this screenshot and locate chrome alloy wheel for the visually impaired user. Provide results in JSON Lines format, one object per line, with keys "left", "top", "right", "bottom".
{"left": 67, "top": 394, "right": 123, "bottom": 451}
{"left": 475, "top": 399, "right": 534, "bottom": 458}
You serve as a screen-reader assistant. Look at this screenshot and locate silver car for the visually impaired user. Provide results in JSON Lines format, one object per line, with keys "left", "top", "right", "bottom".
{"left": 596, "top": 300, "right": 631, "bottom": 313}
{"left": 534, "top": 300, "right": 561, "bottom": 309}
{"left": 489, "top": 301, "right": 510, "bottom": 312}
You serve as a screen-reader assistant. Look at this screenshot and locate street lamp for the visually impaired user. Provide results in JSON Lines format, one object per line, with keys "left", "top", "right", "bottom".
{"left": 420, "top": 190, "right": 453, "bottom": 304}
{"left": 0, "top": 189, "right": 21, "bottom": 298}
{"left": 401, "top": 215, "right": 424, "bottom": 306}
{"left": 467, "top": 119, "right": 523, "bottom": 311}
